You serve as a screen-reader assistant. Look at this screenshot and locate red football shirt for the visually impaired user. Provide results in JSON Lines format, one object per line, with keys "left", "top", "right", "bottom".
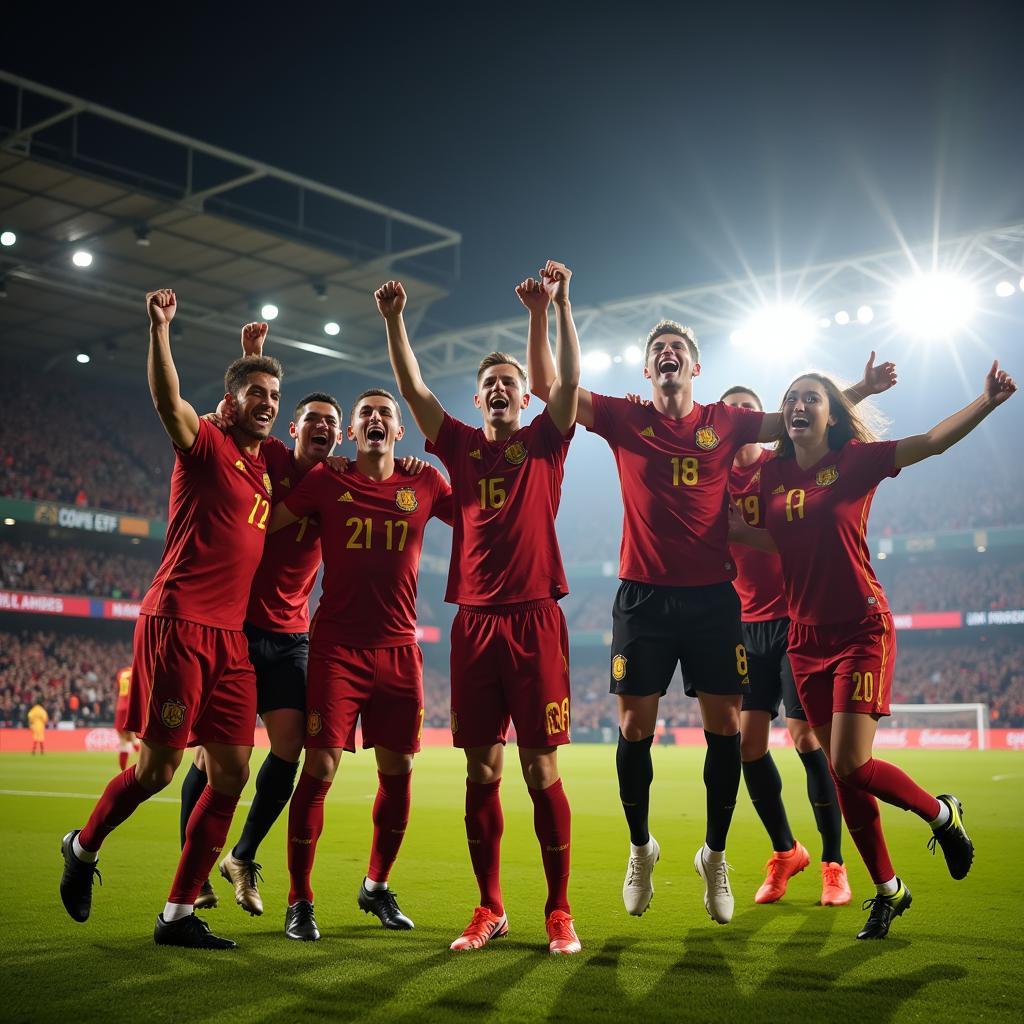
{"left": 283, "top": 463, "right": 452, "bottom": 647}
{"left": 588, "top": 395, "right": 764, "bottom": 587}
{"left": 759, "top": 439, "right": 900, "bottom": 625}
{"left": 141, "top": 419, "right": 271, "bottom": 630}
{"left": 728, "top": 448, "right": 788, "bottom": 621}
{"left": 426, "top": 408, "right": 572, "bottom": 606}
{"left": 116, "top": 667, "right": 131, "bottom": 699}
{"left": 246, "top": 437, "right": 321, "bottom": 633}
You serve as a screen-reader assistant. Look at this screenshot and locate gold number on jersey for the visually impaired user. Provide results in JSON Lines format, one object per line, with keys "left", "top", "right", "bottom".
{"left": 785, "top": 488, "right": 806, "bottom": 522}
{"left": 346, "top": 516, "right": 407, "bottom": 551}
{"left": 478, "top": 477, "right": 507, "bottom": 509}
{"left": 742, "top": 495, "right": 760, "bottom": 525}
{"left": 735, "top": 644, "right": 749, "bottom": 678}
{"left": 671, "top": 456, "right": 699, "bottom": 487}
{"left": 294, "top": 516, "right": 310, "bottom": 543}
{"left": 248, "top": 493, "right": 270, "bottom": 530}
{"left": 852, "top": 670, "right": 874, "bottom": 703}
{"left": 385, "top": 519, "right": 409, "bottom": 552}
{"left": 346, "top": 516, "right": 373, "bottom": 549}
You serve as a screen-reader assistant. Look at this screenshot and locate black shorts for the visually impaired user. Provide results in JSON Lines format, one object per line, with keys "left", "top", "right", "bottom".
{"left": 740, "top": 617, "right": 805, "bottom": 721}
{"left": 609, "top": 580, "right": 749, "bottom": 699}
{"left": 244, "top": 622, "right": 309, "bottom": 716}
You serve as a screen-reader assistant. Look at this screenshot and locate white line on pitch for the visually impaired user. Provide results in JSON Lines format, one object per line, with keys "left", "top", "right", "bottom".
{"left": 991, "top": 774, "right": 1021, "bottom": 782}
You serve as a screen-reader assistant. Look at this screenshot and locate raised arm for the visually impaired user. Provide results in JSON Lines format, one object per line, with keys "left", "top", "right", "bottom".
{"left": 375, "top": 281, "right": 445, "bottom": 444}
{"left": 146, "top": 289, "right": 200, "bottom": 450}
{"left": 894, "top": 360, "right": 1016, "bottom": 469}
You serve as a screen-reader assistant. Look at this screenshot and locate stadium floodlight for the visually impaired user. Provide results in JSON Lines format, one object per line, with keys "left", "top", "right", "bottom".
{"left": 323, "top": 321, "right": 341, "bottom": 336}
{"left": 134, "top": 225, "right": 151, "bottom": 247}
{"left": 834, "top": 310, "right": 850, "bottom": 326}
{"left": 977, "top": 545, "right": 987, "bottom": 553}
{"left": 1020, "top": 275, "right": 1024, "bottom": 292}
{"left": 857, "top": 305, "right": 875, "bottom": 324}
{"left": 624, "top": 345, "right": 643, "bottom": 364}
{"left": 0, "top": 230, "right": 15, "bottom": 247}
{"left": 892, "top": 273, "right": 977, "bottom": 338}
{"left": 71, "top": 249, "right": 93, "bottom": 268}
{"left": 3, "top": 518, "right": 14, "bottom": 526}
{"left": 582, "top": 350, "right": 612, "bottom": 370}
{"left": 818, "top": 317, "right": 831, "bottom": 329}
{"left": 260, "top": 303, "right": 279, "bottom": 320}
{"left": 731, "top": 305, "right": 817, "bottom": 357}
{"left": 877, "top": 551, "right": 887, "bottom": 560}
{"left": 995, "top": 281, "right": 1015, "bottom": 298}
{"left": 76, "top": 352, "right": 91, "bottom": 364}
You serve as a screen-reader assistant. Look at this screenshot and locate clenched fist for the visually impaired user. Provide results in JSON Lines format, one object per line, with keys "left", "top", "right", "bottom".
{"left": 375, "top": 280, "right": 407, "bottom": 319}
{"left": 241, "top": 322, "right": 269, "bottom": 356}
{"left": 147, "top": 289, "right": 177, "bottom": 326}
{"left": 515, "top": 277, "right": 550, "bottom": 315}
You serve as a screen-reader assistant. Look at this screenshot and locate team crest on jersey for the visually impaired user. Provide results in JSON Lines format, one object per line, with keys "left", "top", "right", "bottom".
{"left": 504, "top": 441, "right": 527, "bottom": 465}
{"left": 772, "top": 484, "right": 785, "bottom": 495}
{"left": 160, "top": 699, "right": 187, "bottom": 730}
{"left": 234, "top": 459, "right": 246, "bottom": 472}
{"left": 469, "top": 448, "right": 482, "bottom": 460}
{"left": 752, "top": 469, "right": 761, "bottom": 485}
{"left": 611, "top": 654, "right": 627, "bottom": 682}
{"left": 280, "top": 476, "right": 291, "bottom": 488}
{"left": 545, "top": 698, "right": 570, "bottom": 736}
{"left": 450, "top": 710, "right": 459, "bottom": 734}
{"left": 338, "top": 491, "right": 354, "bottom": 502}
{"left": 263, "top": 473, "right": 273, "bottom": 496}
{"left": 816, "top": 466, "right": 839, "bottom": 487}
{"left": 640, "top": 426, "right": 655, "bottom": 438}
{"left": 695, "top": 426, "right": 721, "bottom": 451}
{"left": 395, "top": 487, "right": 419, "bottom": 513}
{"left": 307, "top": 710, "right": 323, "bottom": 737}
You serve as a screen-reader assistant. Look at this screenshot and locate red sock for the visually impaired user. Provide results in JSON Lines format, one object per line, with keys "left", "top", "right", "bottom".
{"left": 118, "top": 751, "right": 129, "bottom": 771}
{"left": 528, "top": 778, "right": 572, "bottom": 916}
{"left": 465, "top": 779, "right": 504, "bottom": 914}
{"left": 167, "top": 786, "right": 239, "bottom": 904}
{"left": 287, "top": 772, "right": 332, "bottom": 904}
{"left": 843, "top": 758, "right": 941, "bottom": 821}
{"left": 78, "top": 766, "right": 151, "bottom": 852}
{"left": 831, "top": 768, "right": 894, "bottom": 884}
{"left": 368, "top": 770, "right": 412, "bottom": 883}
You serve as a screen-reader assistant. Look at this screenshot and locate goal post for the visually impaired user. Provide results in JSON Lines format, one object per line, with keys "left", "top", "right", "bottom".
{"left": 886, "top": 703, "right": 990, "bottom": 751}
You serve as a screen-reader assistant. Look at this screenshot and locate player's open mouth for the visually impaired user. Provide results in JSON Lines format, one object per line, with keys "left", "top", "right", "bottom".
{"left": 367, "top": 425, "right": 386, "bottom": 442}
{"left": 310, "top": 432, "right": 329, "bottom": 446}
{"left": 658, "top": 358, "right": 679, "bottom": 373}
{"left": 489, "top": 397, "right": 509, "bottom": 411}
{"left": 790, "top": 414, "right": 809, "bottom": 429}
{"left": 254, "top": 411, "right": 272, "bottom": 425}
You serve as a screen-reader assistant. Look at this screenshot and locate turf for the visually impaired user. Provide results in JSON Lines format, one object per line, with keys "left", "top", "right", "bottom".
{"left": 2, "top": 745, "right": 1021, "bottom": 1023}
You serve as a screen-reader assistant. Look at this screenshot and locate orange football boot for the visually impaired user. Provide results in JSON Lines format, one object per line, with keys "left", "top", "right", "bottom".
{"left": 545, "top": 910, "right": 581, "bottom": 955}
{"left": 754, "top": 840, "right": 810, "bottom": 904}
{"left": 449, "top": 907, "right": 509, "bottom": 951}
{"left": 820, "top": 861, "right": 852, "bottom": 906}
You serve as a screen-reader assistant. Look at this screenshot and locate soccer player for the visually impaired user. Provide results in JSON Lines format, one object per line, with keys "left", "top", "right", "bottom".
{"left": 379, "top": 260, "right": 582, "bottom": 955}
{"left": 273, "top": 388, "right": 452, "bottom": 942}
{"left": 113, "top": 665, "right": 137, "bottom": 772}
{"left": 58, "top": 289, "right": 282, "bottom": 950}
{"left": 730, "top": 360, "right": 1015, "bottom": 939}
{"left": 28, "top": 698, "right": 48, "bottom": 755}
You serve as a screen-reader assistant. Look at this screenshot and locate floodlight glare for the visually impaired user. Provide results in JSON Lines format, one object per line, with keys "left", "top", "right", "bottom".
{"left": 732, "top": 305, "right": 817, "bottom": 357}
{"left": 76, "top": 352, "right": 91, "bottom": 364}
{"left": 995, "top": 281, "right": 1015, "bottom": 298}
{"left": 582, "top": 350, "right": 612, "bottom": 370}
{"left": 72, "top": 250, "right": 93, "bottom": 268}
{"left": 260, "top": 303, "right": 279, "bottom": 320}
{"left": 892, "top": 273, "right": 976, "bottom": 337}
{"left": 624, "top": 345, "right": 643, "bottom": 364}
{"left": 818, "top": 317, "right": 831, "bottom": 329}
{"left": 0, "top": 231, "right": 15, "bottom": 247}
{"left": 323, "top": 321, "right": 341, "bottom": 336}
{"left": 857, "top": 305, "right": 875, "bottom": 324}
{"left": 834, "top": 310, "right": 850, "bottom": 326}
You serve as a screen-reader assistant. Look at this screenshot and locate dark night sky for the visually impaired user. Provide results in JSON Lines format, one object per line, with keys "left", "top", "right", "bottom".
{"left": 5, "top": 1, "right": 1024, "bottom": 331}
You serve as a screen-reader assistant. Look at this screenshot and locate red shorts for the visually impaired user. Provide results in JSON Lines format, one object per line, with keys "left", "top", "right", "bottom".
{"left": 305, "top": 643, "right": 423, "bottom": 754}
{"left": 114, "top": 697, "right": 131, "bottom": 732}
{"left": 125, "top": 614, "right": 257, "bottom": 749}
{"left": 787, "top": 612, "right": 896, "bottom": 728}
{"left": 450, "top": 599, "right": 571, "bottom": 749}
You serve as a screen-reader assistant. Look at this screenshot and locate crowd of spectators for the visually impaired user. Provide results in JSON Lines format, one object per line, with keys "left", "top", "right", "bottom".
{"left": 877, "top": 556, "right": 1024, "bottom": 612}
{"left": 0, "top": 540, "right": 157, "bottom": 600}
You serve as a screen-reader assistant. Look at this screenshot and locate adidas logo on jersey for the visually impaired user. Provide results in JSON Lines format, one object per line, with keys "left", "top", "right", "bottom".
{"left": 280, "top": 476, "right": 291, "bottom": 488}
{"left": 469, "top": 449, "right": 482, "bottom": 459}
{"left": 338, "top": 491, "right": 354, "bottom": 502}
{"left": 772, "top": 484, "right": 785, "bottom": 494}
{"left": 640, "top": 426, "right": 655, "bottom": 437}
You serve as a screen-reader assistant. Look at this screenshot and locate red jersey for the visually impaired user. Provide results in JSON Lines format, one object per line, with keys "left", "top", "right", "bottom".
{"left": 759, "top": 439, "right": 900, "bottom": 625}
{"left": 141, "top": 419, "right": 270, "bottom": 630}
{"left": 246, "top": 437, "right": 321, "bottom": 633}
{"left": 426, "top": 408, "right": 572, "bottom": 606}
{"left": 728, "top": 448, "right": 788, "bottom": 621}
{"left": 588, "top": 395, "right": 764, "bottom": 587}
{"left": 283, "top": 463, "right": 452, "bottom": 647}
{"left": 116, "top": 666, "right": 131, "bottom": 699}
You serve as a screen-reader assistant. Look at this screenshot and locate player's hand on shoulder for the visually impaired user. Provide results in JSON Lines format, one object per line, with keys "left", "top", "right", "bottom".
{"left": 326, "top": 455, "right": 352, "bottom": 475}
{"left": 375, "top": 280, "right": 407, "bottom": 319}
{"left": 201, "top": 398, "right": 237, "bottom": 430}
{"left": 146, "top": 289, "right": 177, "bottom": 326}
{"left": 241, "top": 322, "right": 269, "bottom": 356}
{"left": 399, "top": 456, "right": 427, "bottom": 475}
{"left": 863, "top": 350, "right": 898, "bottom": 395}
{"left": 516, "top": 276, "right": 550, "bottom": 314}
{"left": 985, "top": 360, "right": 1017, "bottom": 408}
{"left": 541, "top": 259, "right": 572, "bottom": 306}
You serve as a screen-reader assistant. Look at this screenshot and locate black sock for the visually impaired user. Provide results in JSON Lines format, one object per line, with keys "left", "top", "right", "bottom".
{"left": 742, "top": 753, "right": 795, "bottom": 852}
{"left": 232, "top": 752, "right": 299, "bottom": 862}
{"left": 799, "top": 747, "right": 843, "bottom": 864}
{"left": 616, "top": 731, "right": 654, "bottom": 847}
{"left": 179, "top": 762, "right": 207, "bottom": 849}
{"left": 704, "top": 731, "right": 741, "bottom": 851}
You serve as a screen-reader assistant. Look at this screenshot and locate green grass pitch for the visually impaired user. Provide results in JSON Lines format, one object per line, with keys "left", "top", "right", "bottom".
{"left": 2, "top": 745, "right": 1022, "bottom": 1023}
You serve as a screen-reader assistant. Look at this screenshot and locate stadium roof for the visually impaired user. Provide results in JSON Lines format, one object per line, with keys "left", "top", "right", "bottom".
{"left": 0, "top": 72, "right": 461, "bottom": 394}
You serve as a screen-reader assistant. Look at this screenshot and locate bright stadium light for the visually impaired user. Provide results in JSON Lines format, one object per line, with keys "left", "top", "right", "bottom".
{"left": 892, "top": 273, "right": 976, "bottom": 338}
{"left": 818, "top": 317, "right": 831, "bottom": 329}
{"left": 260, "top": 303, "right": 279, "bottom": 320}
{"left": 995, "top": 281, "right": 1015, "bottom": 298}
{"left": 3, "top": 518, "right": 15, "bottom": 526}
{"left": 76, "top": 352, "right": 91, "bottom": 364}
{"left": 582, "top": 350, "right": 612, "bottom": 371}
{"left": 72, "top": 249, "right": 93, "bottom": 268}
{"left": 834, "top": 310, "right": 850, "bottom": 326}
{"left": 731, "top": 305, "right": 817, "bottom": 357}
{"left": 857, "top": 305, "right": 875, "bottom": 324}
{"left": 624, "top": 345, "right": 643, "bottom": 364}
{"left": 1020, "top": 275, "right": 1024, "bottom": 292}
{"left": 323, "top": 321, "right": 341, "bottom": 336}
{"left": 0, "top": 230, "right": 15, "bottom": 247}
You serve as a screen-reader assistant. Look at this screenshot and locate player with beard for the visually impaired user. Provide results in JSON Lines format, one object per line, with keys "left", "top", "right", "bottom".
{"left": 59, "top": 289, "right": 282, "bottom": 950}
{"left": 272, "top": 389, "right": 452, "bottom": 942}
{"left": 378, "top": 260, "right": 583, "bottom": 955}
